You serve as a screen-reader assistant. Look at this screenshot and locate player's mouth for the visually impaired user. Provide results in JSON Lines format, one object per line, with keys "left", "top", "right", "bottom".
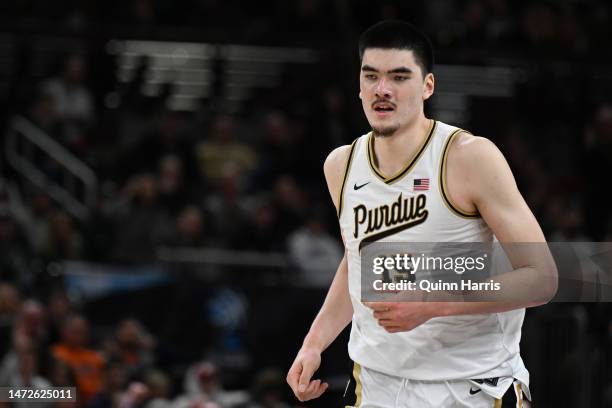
{"left": 372, "top": 102, "right": 396, "bottom": 118}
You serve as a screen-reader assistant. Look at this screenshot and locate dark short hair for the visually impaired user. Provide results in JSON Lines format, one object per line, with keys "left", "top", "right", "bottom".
{"left": 358, "top": 20, "right": 434, "bottom": 76}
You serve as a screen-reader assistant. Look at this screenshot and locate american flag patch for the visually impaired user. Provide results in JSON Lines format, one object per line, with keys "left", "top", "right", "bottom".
{"left": 413, "top": 178, "right": 430, "bottom": 191}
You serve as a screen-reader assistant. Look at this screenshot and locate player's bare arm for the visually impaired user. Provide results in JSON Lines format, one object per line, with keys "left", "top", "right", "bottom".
{"left": 367, "top": 133, "right": 558, "bottom": 331}
{"left": 286, "top": 145, "right": 354, "bottom": 402}
{"left": 443, "top": 132, "right": 558, "bottom": 306}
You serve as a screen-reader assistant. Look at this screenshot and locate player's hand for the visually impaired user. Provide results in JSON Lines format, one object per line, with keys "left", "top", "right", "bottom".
{"left": 286, "top": 348, "right": 329, "bottom": 402}
{"left": 364, "top": 301, "right": 436, "bottom": 333}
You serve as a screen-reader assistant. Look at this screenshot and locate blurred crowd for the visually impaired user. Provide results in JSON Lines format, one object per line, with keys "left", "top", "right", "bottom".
{"left": 1, "top": 0, "right": 612, "bottom": 406}
{"left": 0, "top": 46, "right": 349, "bottom": 268}
{"left": 0, "top": 46, "right": 347, "bottom": 406}
{"left": 0, "top": 0, "right": 611, "bottom": 59}
{"left": 0, "top": 285, "right": 295, "bottom": 407}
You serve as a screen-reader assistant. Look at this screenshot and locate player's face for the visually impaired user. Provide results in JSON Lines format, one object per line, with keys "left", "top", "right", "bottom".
{"left": 359, "top": 49, "right": 434, "bottom": 137}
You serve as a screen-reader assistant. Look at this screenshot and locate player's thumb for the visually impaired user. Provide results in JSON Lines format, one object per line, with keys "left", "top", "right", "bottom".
{"left": 298, "top": 361, "right": 315, "bottom": 392}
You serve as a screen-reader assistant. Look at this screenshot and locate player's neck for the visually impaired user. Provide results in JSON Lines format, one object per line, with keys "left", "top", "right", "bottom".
{"left": 371, "top": 116, "right": 432, "bottom": 178}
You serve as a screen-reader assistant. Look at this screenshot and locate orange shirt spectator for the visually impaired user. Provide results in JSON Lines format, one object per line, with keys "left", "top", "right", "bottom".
{"left": 52, "top": 315, "right": 104, "bottom": 404}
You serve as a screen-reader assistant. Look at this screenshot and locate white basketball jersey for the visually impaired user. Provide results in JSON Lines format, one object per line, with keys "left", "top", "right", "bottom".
{"left": 338, "top": 120, "right": 529, "bottom": 384}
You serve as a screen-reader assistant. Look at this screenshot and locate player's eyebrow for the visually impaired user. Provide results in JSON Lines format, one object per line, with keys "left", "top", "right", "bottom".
{"left": 388, "top": 67, "right": 413, "bottom": 74}
{"left": 361, "top": 65, "right": 413, "bottom": 74}
{"left": 361, "top": 65, "right": 379, "bottom": 72}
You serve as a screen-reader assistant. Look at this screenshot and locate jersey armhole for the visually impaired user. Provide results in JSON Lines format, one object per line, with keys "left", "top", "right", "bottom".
{"left": 438, "top": 129, "right": 480, "bottom": 219}
{"left": 337, "top": 138, "right": 359, "bottom": 218}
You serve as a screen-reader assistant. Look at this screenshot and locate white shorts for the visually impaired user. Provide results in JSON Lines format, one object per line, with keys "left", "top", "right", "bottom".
{"left": 343, "top": 363, "right": 531, "bottom": 408}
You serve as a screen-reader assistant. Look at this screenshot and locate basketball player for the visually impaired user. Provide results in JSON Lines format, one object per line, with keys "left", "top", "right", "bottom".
{"left": 286, "top": 20, "right": 558, "bottom": 407}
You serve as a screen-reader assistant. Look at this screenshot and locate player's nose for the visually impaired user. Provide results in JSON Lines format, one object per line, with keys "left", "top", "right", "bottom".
{"left": 375, "top": 77, "right": 392, "bottom": 98}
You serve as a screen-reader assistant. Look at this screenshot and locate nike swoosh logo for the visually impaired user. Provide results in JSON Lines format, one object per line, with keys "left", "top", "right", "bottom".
{"left": 354, "top": 182, "right": 370, "bottom": 190}
{"left": 469, "top": 387, "right": 482, "bottom": 395}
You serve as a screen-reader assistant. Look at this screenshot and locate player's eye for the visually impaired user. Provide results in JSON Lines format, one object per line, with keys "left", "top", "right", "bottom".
{"left": 364, "top": 74, "right": 377, "bottom": 80}
{"left": 394, "top": 76, "right": 408, "bottom": 82}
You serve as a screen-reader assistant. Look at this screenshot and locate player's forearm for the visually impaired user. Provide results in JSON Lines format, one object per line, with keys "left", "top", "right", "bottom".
{"left": 437, "top": 262, "right": 558, "bottom": 317}
{"left": 437, "top": 300, "right": 535, "bottom": 318}
{"left": 302, "top": 255, "right": 353, "bottom": 353}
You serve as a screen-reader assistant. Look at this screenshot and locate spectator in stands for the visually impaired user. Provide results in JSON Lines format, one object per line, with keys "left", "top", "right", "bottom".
{"left": 557, "top": 8, "right": 589, "bottom": 55}
{"left": 177, "top": 361, "right": 248, "bottom": 408}
{"left": 120, "top": 108, "right": 197, "bottom": 181}
{"left": 0, "top": 340, "right": 52, "bottom": 408}
{"left": 26, "top": 91, "right": 60, "bottom": 136}
{"left": 112, "top": 318, "right": 155, "bottom": 379}
{"left": 47, "top": 357, "right": 77, "bottom": 388}
{"left": 17, "top": 191, "right": 53, "bottom": 257}
{"left": 520, "top": 2, "right": 560, "bottom": 52}
{"left": 0, "top": 283, "right": 21, "bottom": 357}
{"left": 108, "top": 174, "right": 168, "bottom": 262}
{"left": 252, "top": 111, "right": 299, "bottom": 189}
{"left": 45, "top": 289, "right": 74, "bottom": 345}
{"left": 271, "top": 175, "right": 308, "bottom": 238}
{"left": 162, "top": 205, "right": 210, "bottom": 247}
{"left": 43, "top": 54, "right": 95, "bottom": 154}
{"left": 317, "top": 86, "right": 353, "bottom": 150}
{"left": 202, "top": 172, "right": 248, "bottom": 248}
{"left": 143, "top": 369, "right": 172, "bottom": 408}
{"left": 233, "top": 200, "right": 283, "bottom": 252}
{"left": 117, "top": 381, "right": 151, "bottom": 408}
{"left": 118, "top": 54, "right": 150, "bottom": 112}
{"left": 458, "top": 0, "right": 488, "bottom": 46}
{"left": 43, "top": 54, "right": 94, "bottom": 124}
{"left": 88, "top": 359, "right": 129, "bottom": 408}
{"left": 0, "top": 300, "right": 53, "bottom": 408}
{"left": 128, "top": 0, "right": 156, "bottom": 27}
{"left": 51, "top": 314, "right": 105, "bottom": 404}
{"left": 12, "top": 300, "right": 48, "bottom": 350}
{"left": 0, "top": 212, "right": 33, "bottom": 289}
{"left": 546, "top": 199, "right": 590, "bottom": 242}
{"left": 287, "top": 212, "right": 342, "bottom": 287}
{"left": 157, "top": 154, "right": 203, "bottom": 219}
{"left": 195, "top": 113, "right": 257, "bottom": 189}
{"left": 41, "top": 210, "right": 83, "bottom": 260}
{"left": 247, "top": 368, "right": 291, "bottom": 408}
{"left": 486, "top": 0, "right": 515, "bottom": 43}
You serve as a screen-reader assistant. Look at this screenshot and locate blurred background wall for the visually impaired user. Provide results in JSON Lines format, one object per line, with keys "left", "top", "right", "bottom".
{"left": 0, "top": 0, "right": 611, "bottom": 407}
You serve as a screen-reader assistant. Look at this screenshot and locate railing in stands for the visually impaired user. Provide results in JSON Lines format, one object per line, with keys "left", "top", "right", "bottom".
{"left": 157, "top": 247, "right": 290, "bottom": 268}
{"left": 4, "top": 116, "right": 97, "bottom": 220}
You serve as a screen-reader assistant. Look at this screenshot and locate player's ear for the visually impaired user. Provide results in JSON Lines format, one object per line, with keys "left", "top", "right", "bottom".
{"left": 359, "top": 91, "right": 362, "bottom": 99}
{"left": 423, "top": 73, "right": 434, "bottom": 101}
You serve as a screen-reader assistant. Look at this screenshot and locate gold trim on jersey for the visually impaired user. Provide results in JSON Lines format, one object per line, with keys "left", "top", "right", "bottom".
{"left": 367, "top": 119, "right": 436, "bottom": 184}
{"left": 337, "top": 138, "right": 359, "bottom": 218}
{"left": 353, "top": 362, "right": 362, "bottom": 407}
{"left": 493, "top": 397, "right": 502, "bottom": 408}
{"left": 439, "top": 129, "right": 480, "bottom": 219}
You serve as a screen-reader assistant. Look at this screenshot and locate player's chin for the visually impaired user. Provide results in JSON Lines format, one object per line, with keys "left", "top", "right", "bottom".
{"left": 371, "top": 124, "right": 399, "bottom": 137}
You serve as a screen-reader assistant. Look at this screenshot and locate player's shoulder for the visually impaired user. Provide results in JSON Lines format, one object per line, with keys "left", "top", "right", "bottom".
{"left": 323, "top": 144, "right": 354, "bottom": 179}
{"left": 447, "top": 131, "right": 504, "bottom": 168}
{"left": 323, "top": 143, "right": 357, "bottom": 210}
